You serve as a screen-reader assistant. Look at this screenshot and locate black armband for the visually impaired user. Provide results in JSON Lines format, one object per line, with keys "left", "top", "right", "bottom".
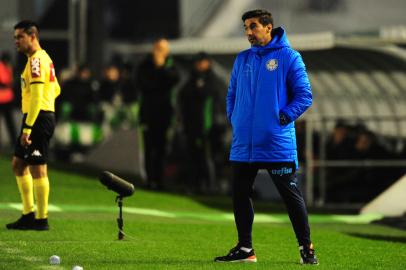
{"left": 23, "top": 123, "right": 33, "bottom": 129}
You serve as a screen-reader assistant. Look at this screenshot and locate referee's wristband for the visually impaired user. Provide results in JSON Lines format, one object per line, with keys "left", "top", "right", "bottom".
{"left": 22, "top": 123, "right": 33, "bottom": 135}
{"left": 22, "top": 128, "right": 32, "bottom": 135}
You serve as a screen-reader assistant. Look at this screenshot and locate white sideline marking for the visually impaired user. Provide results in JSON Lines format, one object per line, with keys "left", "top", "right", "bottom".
{"left": 255, "top": 213, "right": 285, "bottom": 223}
{"left": 0, "top": 202, "right": 383, "bottom": 224}
{"left": 7, "top": 203, "right": 63, "bottom": 212}
{"left": 124, "top": 207, "right": 176, "bottom": 218}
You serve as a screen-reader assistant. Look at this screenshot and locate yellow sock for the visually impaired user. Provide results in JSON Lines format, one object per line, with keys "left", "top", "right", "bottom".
{"left": 16, "top": 175, "right": 34, "bottom": 214}
{"left": 33, "top": 177, "right": 50, "bottom": 219}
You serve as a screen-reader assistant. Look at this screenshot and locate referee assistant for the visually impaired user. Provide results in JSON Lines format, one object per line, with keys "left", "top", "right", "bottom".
{"left": 6, "top": 20, "right": 60, "bottom": 231}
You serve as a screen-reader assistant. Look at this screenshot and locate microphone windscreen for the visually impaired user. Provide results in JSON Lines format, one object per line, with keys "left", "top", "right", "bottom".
{"left": 99, "top": 171, "right": 135, "bottom": 197}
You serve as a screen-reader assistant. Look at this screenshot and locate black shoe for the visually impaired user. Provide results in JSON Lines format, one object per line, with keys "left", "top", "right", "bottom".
{"left": 6, "top": 212, "right": 35, "bottom": 230}
{"left": 214, "top": 246, "right": 257, "bottom": 262}
{"left": 299, "top": 243, "right": 319, "bottom": 265}
{"left": 33, "top": 218, "right": 49, "bottom": 231}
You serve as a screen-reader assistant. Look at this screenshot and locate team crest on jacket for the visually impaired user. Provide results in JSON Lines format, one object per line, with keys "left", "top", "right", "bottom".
{"left": 266, "top": 59, "right": 278, "bottom": 71}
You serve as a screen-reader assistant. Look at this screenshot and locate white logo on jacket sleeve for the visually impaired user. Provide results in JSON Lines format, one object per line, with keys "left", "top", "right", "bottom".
{"left": 266, "top": 59, "right": 278, "bottom": 71}
{"left": 31, "top": 58, "right": 41, "bottom": 78}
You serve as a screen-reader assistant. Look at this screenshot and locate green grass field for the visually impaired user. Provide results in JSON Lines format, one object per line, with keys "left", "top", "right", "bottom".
{"left": 1, "top": 155, "right": 406, "bottom": 270}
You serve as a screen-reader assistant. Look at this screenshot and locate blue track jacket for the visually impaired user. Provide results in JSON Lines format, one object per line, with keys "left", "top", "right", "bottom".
{"left": 226, "top": 27, "right": 312, "bottom": 167}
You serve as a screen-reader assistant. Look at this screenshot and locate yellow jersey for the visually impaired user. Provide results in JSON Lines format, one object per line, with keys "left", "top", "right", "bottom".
{"left": 21, "top": 49, "right": 60, "bottom": 114}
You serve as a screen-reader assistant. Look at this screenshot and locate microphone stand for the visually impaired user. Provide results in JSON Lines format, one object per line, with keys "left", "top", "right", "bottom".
{"left": 116, "top": 195, "right": 124, "bottom": 240}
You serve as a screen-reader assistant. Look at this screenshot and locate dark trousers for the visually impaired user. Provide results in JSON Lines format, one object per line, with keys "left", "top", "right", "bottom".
{"left": 185, "top": 135, "right": 210, "bottom": 192}
{"left": 143, "top": 126, "right": 168, "bottom": 189}
{"left": 232, "top": 162, "right": 311, "bottom": 248}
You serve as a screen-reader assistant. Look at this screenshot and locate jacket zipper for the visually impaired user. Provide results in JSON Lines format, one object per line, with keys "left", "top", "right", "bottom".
{"left": 250, "top": 53, "right": 262, "bottom": 162}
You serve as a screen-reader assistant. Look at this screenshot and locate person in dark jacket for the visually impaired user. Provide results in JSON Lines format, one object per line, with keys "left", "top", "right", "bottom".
{"left": 214, "top": 10, "right": 318, "bottom": 265}
{"left": 178, "top": 52, "right": 224, "bottom": 193}
{"left": 136, "top": 38, "right": 179, "bottom": 190}
{"left": 99, "top": 64, "right": 121, "bottom": 104}
{"left": 59, "top": 64, "right": 101, "bottom": 122}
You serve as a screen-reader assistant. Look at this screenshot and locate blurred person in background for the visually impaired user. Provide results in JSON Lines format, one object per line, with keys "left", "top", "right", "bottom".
{"left": 59, "top": 64, "right": 101, "bottom": 122}
{"left": 116, "top": 62, "right": 139, "bottom": 129}
{"left": 214, "top": 10, "right": 318, "bottom": 264}
{"left": 100, "top": 62, "right": 139, "bottom": 130}
{"left": 99, "top": 63, "right": 123, "bottom": 130}
{"left": 120, "top": 62, "right": 138, "bottom": 106}
{"left": 178, "top": 52, "right": 225, "bottom": 194}
{"left": 348, "top": 126, "right": 400, "bottom": 202}
{"left": 352, "top": 125, "right": 392, "bottom": 160}
{"left": 0, "top": 51, "right": 17, "bottom": 145}
{"left": 53, "top": 64, "right": 103, "bottom": 161}
{"left": 325, "top": 120, "right": 357, "bottom": 202}
{"left": 326, "top": 119, "right": 354, "bottom": 160}
{"left": 99, "top": 63, "right": 121, "bottom": 104}
{"left": 136, "top": 38, "right": 179, "bottom": 190}
{"left": 6, "top": 20, "right": 60, "bottom": 231}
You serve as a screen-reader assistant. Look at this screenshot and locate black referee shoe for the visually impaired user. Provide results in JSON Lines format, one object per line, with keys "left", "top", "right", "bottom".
{"left": 6, "top": 212, "right": 35, "bottom": 230}
{"left": 214, "top": 246, "right": 257, "bottom": 263}
{"left": 33, "top": 218, "right": 49, "bottom": 231}
{"left": 299, "top": 243, "right": 319, "bottom": 265}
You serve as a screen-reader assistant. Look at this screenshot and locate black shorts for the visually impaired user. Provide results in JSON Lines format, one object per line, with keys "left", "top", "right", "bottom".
{"left": 14, "top": 111, "right": 56, "bottom": 165}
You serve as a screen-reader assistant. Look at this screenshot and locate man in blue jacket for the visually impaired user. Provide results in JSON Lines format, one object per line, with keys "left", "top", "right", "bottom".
{"left": 214, "top": 9, "right": 318, "bottom": 264}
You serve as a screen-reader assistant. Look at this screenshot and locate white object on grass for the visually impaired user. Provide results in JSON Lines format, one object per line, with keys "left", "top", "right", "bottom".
{"left": 49, "top": 255, "right": 61, "bottom": 265}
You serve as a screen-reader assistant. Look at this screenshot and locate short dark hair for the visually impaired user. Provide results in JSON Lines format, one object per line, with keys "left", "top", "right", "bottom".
{"left": 195, "top": 52, "right": 210, "bottom": 62}
{"left": 14, "top": 20, "right": 40, "bottom": 38}
{"left": 242, "top": 9, "right": 273, "bottom": 27}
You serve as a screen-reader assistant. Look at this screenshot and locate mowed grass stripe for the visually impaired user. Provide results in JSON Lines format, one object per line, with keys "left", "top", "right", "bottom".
{"left": 0, "top": 202, "right": 383, "bottom": 224}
